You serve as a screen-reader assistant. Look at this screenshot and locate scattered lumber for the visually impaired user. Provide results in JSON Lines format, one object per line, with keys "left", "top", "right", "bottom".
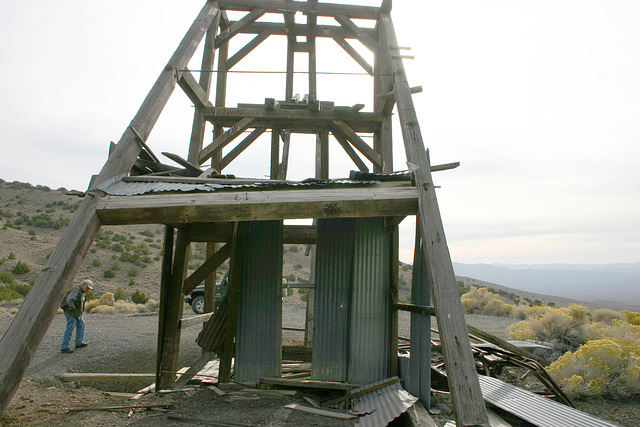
{"left": 284, "top": 404, "right": 356, "bottom": 420}
{"left": 58, "top": 373, "right": 155, "bottom": 382}
{"left": 167, "top": 414, "right": 251, "bottom": 426}
{"left": 68, "top": 403, "right": 173, "bottom": 412}
{"left": 261, "top": 377, "right": 358, "bottom": 391}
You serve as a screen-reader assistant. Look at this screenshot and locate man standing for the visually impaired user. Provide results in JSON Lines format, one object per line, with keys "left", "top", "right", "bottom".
{"left": 60, "top": 279, "right": 93, "bottom": 353}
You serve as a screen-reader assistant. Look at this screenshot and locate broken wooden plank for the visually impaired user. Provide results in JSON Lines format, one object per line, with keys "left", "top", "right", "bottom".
{"left": 68, "top": 403, "right": 173, "bottom": 412}
{"left": 177, "top": 68, "right": 212, "bottom": 108}
{"left": 261, "top": 377, "right": 358, "bottom": 390}
{"left": 162, "top": 151, "right": 203, "bottom": 175}
{"left": 467, "top": 325, "right": 549, "bottom": 367}
{"left": 284, "top": 404, "right": 356, "bottom": 420}
{"left": 180, "top": 312, "right": 214, "bottom": 329}
{"left": 172, "top": 351, "right": 216, "bottom": 390}
{"left": 321, "top": 377, "right": 401, "bottom": 407}
{"left": 405, "top": 401, "right": 438, "bottom": 427}
{"left": 59, "top": 373, "right": 156, "bottom": 382}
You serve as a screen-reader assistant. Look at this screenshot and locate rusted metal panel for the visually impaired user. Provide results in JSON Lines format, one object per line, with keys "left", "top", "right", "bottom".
{"left": 352, "top": 377, "right": 418, "bottom": 427}
{"left": 478, "top": 375, "right": 621, "bottom": 427}
{"left": 348, "top": 217, "right": 391, "bottom": 385}
{"left": 312, "top": 218, "right": 355, "bottom": 382}
{"left": 234, "top": 221, "right": 283, "bottom": 383}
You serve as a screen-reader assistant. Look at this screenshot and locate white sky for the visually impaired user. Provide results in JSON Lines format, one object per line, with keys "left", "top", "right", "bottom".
{"left": 1, "top": 1, "right": 639, "bottom": 265}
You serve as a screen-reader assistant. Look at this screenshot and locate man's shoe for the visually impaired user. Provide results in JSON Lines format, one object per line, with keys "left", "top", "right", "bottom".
{"left": 76, "top": 342, "right": 88, "bottom": 348}
{"left": 61, "top": 348, "right": 74, "bottom": 353}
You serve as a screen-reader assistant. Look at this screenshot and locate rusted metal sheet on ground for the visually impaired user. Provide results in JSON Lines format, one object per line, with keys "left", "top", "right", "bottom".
{"left": 312, "top": 218, "right": 355, "bottom": 381}
{"left": 348, "top": 217, "right": 391, "bottom": 384}
{"left": 478, "top": 375, "right": 621, "bottom": 427}
{"left": 352, "top": 377, "right": 418, "bottom": 426}
{"left": 234, "top": 221, "right": 283, "bottom": 383}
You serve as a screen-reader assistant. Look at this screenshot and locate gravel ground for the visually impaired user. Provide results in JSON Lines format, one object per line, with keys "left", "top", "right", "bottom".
{"left": 1, "top": 306, "right": 638, "bottom": 426}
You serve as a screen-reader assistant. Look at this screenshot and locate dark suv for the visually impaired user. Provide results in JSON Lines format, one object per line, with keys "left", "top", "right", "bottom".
{"left": 184, "top": 273, "right": 229, "bottom": 314}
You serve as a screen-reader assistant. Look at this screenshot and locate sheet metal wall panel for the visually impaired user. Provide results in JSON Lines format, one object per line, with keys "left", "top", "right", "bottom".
{"left": 408, "top": 232, "right": 431, "bottom": 406}
{"left": 312, "top": 218, "right": 355, "bottom": 381}
{"left": 348, "top": 217, "right": 391, "bottom": 384}
{"left": 234, "top": 221, "right": 283, "bottom": 383}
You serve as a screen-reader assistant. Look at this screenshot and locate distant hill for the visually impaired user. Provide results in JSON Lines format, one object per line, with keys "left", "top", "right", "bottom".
{"left": 454, "top": 262, "right": 640, "bottom": 311}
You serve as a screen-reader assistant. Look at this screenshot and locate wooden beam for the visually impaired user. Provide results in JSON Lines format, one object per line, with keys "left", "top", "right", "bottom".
{"left": 172, "top": 351, "right": 216, "bottom": 390}
{"left": 316, "top": 131, "right": 329, "bottom": 179}
{"left": 240, "top": 21, "right": 375, "bottom": 40}
{"left": 204, "top": 106, "right": 383, "bottom": 133}
{"left": 334, "top": 15, "right": 378, "bottom": 52}
{"left": 215, "top": 9, "right": 265, "bottom": 46}
{"left": 162, "top": 152, "right": 203, "bottom": 174}
{"left": 226, "top": 31, "right": 270, "bottom": 70}
{"left": 182, "top": 242, "right": 232, "bottom": 295}
{"left": 379, "top": 14, "right": 489, "bottom": 427}
{"left": 177, "top": 68, "right": 212, "bottom": 108}
{"left": 186, "top": 223, "right": 317, "bottom": 244}
{"left": 199, "top": 117, "right": 256, "bottom": 164}
{"left": 330, "top": 120, "right": 383, "bottom": 168}
{"left": 332, "top": 36, "right": 373, "bottom": 75}
{"left": 217, "top": 0, "right": 381, "bottom": 20}
{"left": 331, "top": 130, "right": 369, "bottom": 172}
{"left": 180, "top": 312, "right": 213, "bottom": 329}
{"left": 220, "top": 127, "right": 266, "bottom": 169}
{"left": 0, "top": 2, "right": 220, "bottom": 417}
{"left": 96, "top": 183, "right": 418, "bottom": 225}
{"left": 157, "top": 225, "right": 174, "bottom": 388}
{"left": 277, "top": 131, "right": 291, "bottom": 180}
{"left": 261, "top": 377, "right": 358, "bottom": 390}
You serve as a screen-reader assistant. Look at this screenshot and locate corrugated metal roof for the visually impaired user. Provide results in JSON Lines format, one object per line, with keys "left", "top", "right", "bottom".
{"left": 478, "top": 375, "right": 621, "bottom": 427}
{"left": 352, "top": 377, "right": 418, "bottom": 427}
{"left": 97, "top": 175, "right": 383, "bottom": 196}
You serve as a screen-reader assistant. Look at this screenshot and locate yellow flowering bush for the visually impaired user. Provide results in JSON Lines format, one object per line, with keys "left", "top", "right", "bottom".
{"left": 547, "top": 338, "right": 640, "bottom": 399}
{"left": 621, "top": 310, "right": 640, "bottom": 326}
{"left": 460, "top": 287, "right": 514, "bottom": 317}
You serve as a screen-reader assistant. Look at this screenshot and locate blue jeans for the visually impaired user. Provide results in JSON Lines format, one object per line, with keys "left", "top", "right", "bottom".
{"left": 61, "top": 312, "right": 85, "bottom": 350}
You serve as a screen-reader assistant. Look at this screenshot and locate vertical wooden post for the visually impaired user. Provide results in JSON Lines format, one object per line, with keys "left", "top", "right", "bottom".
{"left": 219, "top": 224, "right": 241, "bottom": 382}
{"left": 204, "top": 243, "right": 217, "bottom": 314}
{"left": 307, "top": 0, "right": 318, "bottom": 100}
{"left": 158, "top": 229, "right": 190, "bottom": 389}
{"left": 271, "top": 129, "right": 281, "bottom": 179}
{"left": 379, "top": 14, "right": 489, "bottom": 427}
{"left": 156, "top": 226, "right": 174, "bottom": 387}
{"left": 211, "top": 21, "right": 229, "bottom": 173}
{"left": 374, "top": 20, "right": 393, "bottom": 174}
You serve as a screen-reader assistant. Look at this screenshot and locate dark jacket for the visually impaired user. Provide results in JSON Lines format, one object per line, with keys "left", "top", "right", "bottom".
{"left": 60, "top": 285, "right": 84, "bottom": 318}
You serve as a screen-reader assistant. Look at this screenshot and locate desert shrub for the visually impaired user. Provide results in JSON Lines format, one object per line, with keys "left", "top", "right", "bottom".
{"left": 98, "top": 292, "right": 115, "bottom": 306}
{"left": 92, "top": 259, "right": 101, "bottom": 267}
{"left": 461, "top": 298, "right": 483, "bottom": 314}
{"left": 287, "top": 288, "right": 294, "bottom": 296}
{"left": 145, "top": 299, "right": 159, "bottom": 312}
{"left": 12, "top": 261, "right": 30, "bottom": 275}
{"left": 592, "top": 308, "right": 626, "bottom": 324}
{"left": 289, "top": 245, "right": 299, "bottom": 253}
{"left": 8, "top": 253, "right": 16, "bottom": 260}
{"left": 484, "top": 298, "right": 514, "bottom": 317}
{"left": 0, "top": 287, "right": 22, "bottom": 302}
{"left": 511, "top": 305, "right": 528, "bottom": 320}
{"left": 0, "top": 272, "right": 15, "bottom": 284}
{"left": 131, "top": 288, "right": 148, "bottom": 304}
{"left": 7, "top": 282, "right": 31, "bottom": 297}
{"left": 111, "top": 262, "right": 121, "bottom": 271}
{"left": 85, "top": 290, "right": 96, "bottom": 301}
{"left": 103, "top": 269, "right": 115, "bottom": 279}
{"left": 114, "top": 300, "right": 138, "bottom": 315}
{"left": 586, "top": 319, "right": 640, "bottom": 343}
{"left": 460, "top": 286, "right": 513, "bottom": 317}
{"left": 128, "top": 267, "right": 138, "bottom": 277}
{"left": 547, "top": 338, "right": 640, "bottom": 399}
{"left": 114, "top": 286, "right": 126, "bottom": 301}
{"left": 294, "top": 264, "right": 303, "bottom": 270}
{"left": 523, "top": 305, "right": 552, "bottom": 319}
{"left": 140, "top": 229, "right": 155, "bottom": 238}
{"left": 621, "top": 310, "right": 640, "bottom": 326}
{"left": 90, "top": 305, "right": 116, "bottom": 315}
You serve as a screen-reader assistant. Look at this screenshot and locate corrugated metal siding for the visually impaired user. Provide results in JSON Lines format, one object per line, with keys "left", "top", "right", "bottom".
{"left": 234, "top": 221, "right": 283, "bottom": 383}
{"left": 349, "top": 218, "right": 391, "bottom": 385}
{"left": 478, "top": 375, "right": 621, "bottom": 427}
{"left": 408, "top": 235, "right": 431, "bottom": 406}
{"left": 312, "top": 218, "right": 355, "bottom": 381}
{"left": 352, "top": 377, "right": 418, "bottom": 427}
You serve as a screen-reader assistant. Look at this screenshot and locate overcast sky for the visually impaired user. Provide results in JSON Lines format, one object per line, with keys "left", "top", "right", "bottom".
{"left": 1, "top": 1, "right": 638, "bottom": 266}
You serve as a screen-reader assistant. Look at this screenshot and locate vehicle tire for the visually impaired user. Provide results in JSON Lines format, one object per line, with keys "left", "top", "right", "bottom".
{"left": 192, "top": 296, "right": 205, "bottom": 315}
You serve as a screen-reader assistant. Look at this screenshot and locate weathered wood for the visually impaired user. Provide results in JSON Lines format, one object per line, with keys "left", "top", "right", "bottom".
{"left": 277, "top": 131, "right": 291, "bottom": 180}
{"left": 177, "top": 68, "right": 212, "bottom": 108}
{"left": 182, "top": 242, "right": 232, "bottom": 294}
{"left": 330, "top": 120, "right": 383, "bottom": 168}
{"left": 180, "top": 312, "right": 214, "bottom": 329}
{"left": 270, "top": 128, "right": 280, "bottom": 179}
{"left": 321, "top": 377, "right": 401, "bottom": 407}
{"left": 215, "top": 8, "right": 265, "bottom": 47}
{"left": 284, "top": 404, "right": 356, "bottom": 420}
{"left": 162, "top": 151, "right": 202, "bottom": 174}
{"left": 219, "top": 224, "right": 241, "bottom": 381}
{"left": 395, "top": 302, "right": 435, "bottom": 316}
{"left": 332, "top": 35, "right": 373, "bottom": 75}
{"left": 68, "top": 403, "right": 172, "bottom": 412}
{"left": 331, "top": 129, "right": 369, "bottom": 171}
{"left": 379, "top": 14, "right": 489, "bottom": 427}
{"left": 172, "top": 351, "right": 216, "bottom": 390}
{"left": 405, "top": 401, "right": 439, "bottom": 427}
{"left": 334, "top": 15, "right": 378, "bottom": 51}
{"left": 226, "top": 31, "right": 270, "bottom": 70}
{"left": 239, "top": 21, "right": 375, "bottom": 40}
{"left": 466, "top": 325, "right": 549, "bottom": 367}
{"left": 0, "top": 5, "right": 221, "bottom": 417}
{"left": 261, "top": 378, "right": 358, "bottom": 390}
{"left": 217, "top": 0, "right": 381, "bottom": 20}
{"left": 168, "top": 414, "right": 251, "bottom": 427}
{"left": 186, "top": 223, "right": 317, "bottom": 244}
{"left": 157, "top": 225, "right": 174, "bottom": 388}
{"left": 158, "top": 229, "right": 190, "bottom": 389}
{"left": 59, "top": 373, "right": 156, "bottom": 382}
{"left": 316, "top": 131, "right": 329, "bottom": 179}
{"left": 199, "top": 117, "right": 256, "bottom": 163}
{"left": 204, "top": 106, "right": 383, "bottom": 133}
{"left": 96, "top": 183, "right": 419, "bottom": 225}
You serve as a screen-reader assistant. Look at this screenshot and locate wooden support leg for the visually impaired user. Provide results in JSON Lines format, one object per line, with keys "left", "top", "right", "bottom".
{"left": 157, "top": 226, "right": 175, "bottom": 388}
{"left": 158, "top": 229, "right": 190, "bottom": 389}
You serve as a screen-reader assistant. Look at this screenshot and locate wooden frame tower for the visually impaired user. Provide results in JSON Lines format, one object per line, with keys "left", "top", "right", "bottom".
{"left": 0, "top": 2, "right": 489, "bottom": 425}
